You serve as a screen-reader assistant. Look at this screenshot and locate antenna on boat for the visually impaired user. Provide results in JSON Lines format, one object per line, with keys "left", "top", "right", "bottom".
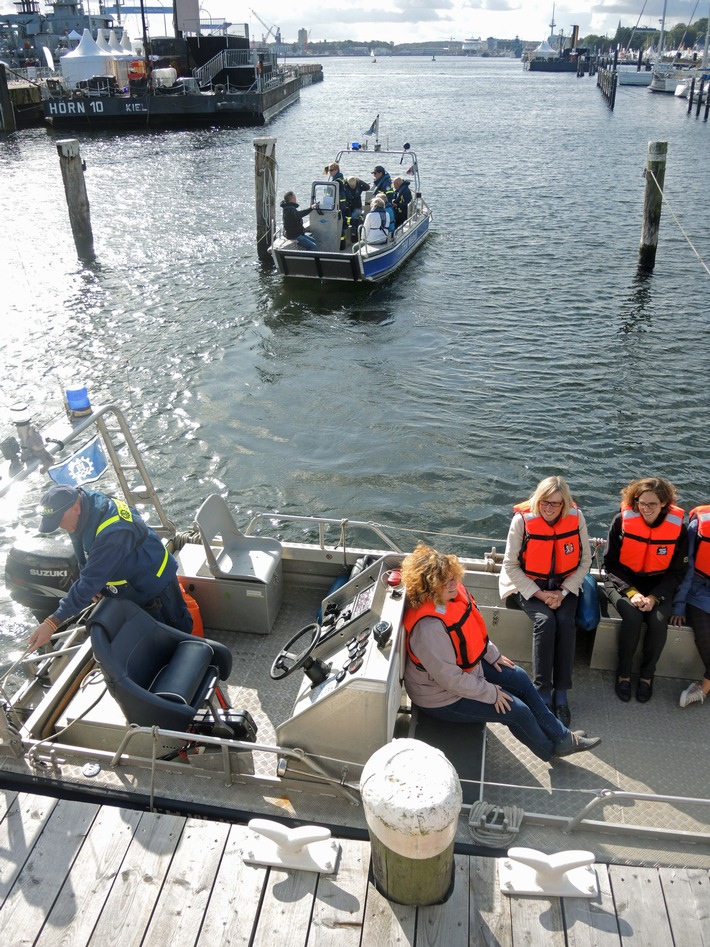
{"left": 400, "top": 142, "right": 410, "bottom": 165}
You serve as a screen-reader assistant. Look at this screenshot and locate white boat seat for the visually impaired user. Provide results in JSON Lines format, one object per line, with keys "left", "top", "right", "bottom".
{"left": 195, "top": 494, "right": 282, "bottom": 584}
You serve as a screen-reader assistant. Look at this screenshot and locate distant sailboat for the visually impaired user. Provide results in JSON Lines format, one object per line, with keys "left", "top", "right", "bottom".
{"left": 371, "top": 49, "right": 377, "bottom": 63}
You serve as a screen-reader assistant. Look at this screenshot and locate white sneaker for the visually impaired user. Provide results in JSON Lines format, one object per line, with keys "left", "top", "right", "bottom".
{"left": 679, "top": 682, "right": 705, "bottom": 708}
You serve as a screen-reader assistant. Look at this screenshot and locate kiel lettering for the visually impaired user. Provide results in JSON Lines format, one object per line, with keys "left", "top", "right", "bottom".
{"left": 126, "top": 103, "right": 148, "bottom": 112}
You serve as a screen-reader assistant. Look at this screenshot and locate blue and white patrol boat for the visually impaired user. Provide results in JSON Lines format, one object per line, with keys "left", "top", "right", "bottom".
{"left": 269, "top": 143, "right": 432, "bottom": 283}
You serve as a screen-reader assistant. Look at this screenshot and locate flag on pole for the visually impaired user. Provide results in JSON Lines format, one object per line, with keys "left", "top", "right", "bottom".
{"left": 363, "top": 114, "right": 379, "bottom": 138}
{"left": 48, "top": 435, "right": 108, "bottom": 487}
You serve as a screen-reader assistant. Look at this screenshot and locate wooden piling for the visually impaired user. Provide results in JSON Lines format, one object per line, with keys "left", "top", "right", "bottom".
{"left": 56, "top": 139, "right": 94, "bottom": 260}
{"left": 0, "top": 64, "right": 17, "bottom": 133}
{"left": 696, "top": 78, "right": 705, "bottom": 117}
{"left": 638, "top": 140, "right": 667, "bottom": 273}
{"left": 688, "top": 78, "right": 696, "bottom": 113}
{"left": 254, "top": 136, "right": 276, "bottom": 264}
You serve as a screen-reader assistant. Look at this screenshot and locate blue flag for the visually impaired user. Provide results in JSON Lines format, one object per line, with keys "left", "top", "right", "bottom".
{"left": 48, "top": 435, "right": 108, "bottom": 487}
{"left": 363, "top": 114, "right": 379, "bottom": 138}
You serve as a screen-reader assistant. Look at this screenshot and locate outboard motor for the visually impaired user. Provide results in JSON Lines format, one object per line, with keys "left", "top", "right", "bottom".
{"left": 5, "top": 534, "right": 79, "bottom": 621}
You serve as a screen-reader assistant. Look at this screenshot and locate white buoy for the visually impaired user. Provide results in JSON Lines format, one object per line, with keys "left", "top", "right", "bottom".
{"left": 360, "top": 738, "right": 462, "bottom": 905}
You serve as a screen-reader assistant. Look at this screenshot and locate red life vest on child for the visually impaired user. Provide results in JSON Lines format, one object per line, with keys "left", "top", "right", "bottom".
{"left": 513, "top": 500, "right": 582, "bottom": 581}
{"left": 690, "top": 505, "right": 710, "bottom": 579}
{"left": 403, "top": 583, "right": 488, "bottom": 671}
{"left": 618, "top": 502, "right": 685, "bottom": 575}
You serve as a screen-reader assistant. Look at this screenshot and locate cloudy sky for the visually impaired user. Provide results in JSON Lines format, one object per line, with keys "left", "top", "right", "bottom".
{"left": 2, "top": 1, "right": 705, "bottom": 44}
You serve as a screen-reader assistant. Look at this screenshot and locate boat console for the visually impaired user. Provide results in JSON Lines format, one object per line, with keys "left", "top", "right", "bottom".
{"left": 275, "top": 553, "right": 407, "bottom": 776}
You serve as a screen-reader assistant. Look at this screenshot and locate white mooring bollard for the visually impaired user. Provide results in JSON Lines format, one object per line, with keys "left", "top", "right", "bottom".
{"left": 360, "top": 738, "right": 462, "bottom": 905}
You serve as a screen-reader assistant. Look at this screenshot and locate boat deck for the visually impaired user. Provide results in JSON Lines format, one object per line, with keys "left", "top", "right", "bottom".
{"left": 0, "top": 790, "right": 708, "bottom": 946}
{"left": 3, "top": 574, "right": 709, "bottom": 870}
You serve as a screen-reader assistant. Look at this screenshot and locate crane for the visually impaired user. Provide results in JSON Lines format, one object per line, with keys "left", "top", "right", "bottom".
{"left": 250, "top": 9, "right": 279, "bottom": 44}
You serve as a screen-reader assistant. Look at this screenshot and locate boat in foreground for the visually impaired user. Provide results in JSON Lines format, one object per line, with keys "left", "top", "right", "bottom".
{"left": 269, "top": 144, "right": 432, "bottom": 283}
{"left": 0, "top": 403, "right": 709, "bottom": 868}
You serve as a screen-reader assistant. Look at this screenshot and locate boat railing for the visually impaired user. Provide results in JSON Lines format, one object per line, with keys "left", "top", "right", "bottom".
{"left": 242, "top": 510, "right": 510, "bottom": 564}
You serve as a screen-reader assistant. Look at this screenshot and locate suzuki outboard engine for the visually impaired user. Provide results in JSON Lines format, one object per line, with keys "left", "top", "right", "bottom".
{"left": 5, "top": 534, "right": 79, "bottom": 621}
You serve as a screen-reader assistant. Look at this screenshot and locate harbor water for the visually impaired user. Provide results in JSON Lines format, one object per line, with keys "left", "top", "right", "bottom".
{"left": 1, "top": 56, "right": 709, "bottom": 657}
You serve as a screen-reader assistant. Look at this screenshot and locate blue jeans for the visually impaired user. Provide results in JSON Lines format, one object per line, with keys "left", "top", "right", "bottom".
{"left": 297, "top": 233, "right": 316, "bottom": 250}
{"left": 419, "top": 662, "right": 568, "bottom": 761}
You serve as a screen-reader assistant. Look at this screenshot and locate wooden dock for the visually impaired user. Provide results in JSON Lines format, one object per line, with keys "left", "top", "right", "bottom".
{"left": 1, "top": 789, "right": 709, "bottom": 945}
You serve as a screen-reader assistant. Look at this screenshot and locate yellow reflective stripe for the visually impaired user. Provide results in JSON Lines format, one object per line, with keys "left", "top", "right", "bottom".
{"left": 155, "top": 547, "right": 169, "bottom": 578}
{"left": 95, "top": 514, "right": 120, "bottom": 536}
{"left": 106, "top": 580, "right": 128, "bottom": 586}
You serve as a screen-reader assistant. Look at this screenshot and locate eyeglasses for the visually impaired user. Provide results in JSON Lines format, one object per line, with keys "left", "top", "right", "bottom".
{"left": 540, "top": 500, "right": 563, "bottom": 509}
{"left": 638, "top": 501, "right": 661, "bottom": 510}
{"left": 329, "top": 166, "right": 337, "bottom": 172}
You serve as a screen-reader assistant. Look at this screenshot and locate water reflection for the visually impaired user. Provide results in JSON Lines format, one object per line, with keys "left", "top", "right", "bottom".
{"left": 617, "top": 270, "right": 654, "bottom": 335}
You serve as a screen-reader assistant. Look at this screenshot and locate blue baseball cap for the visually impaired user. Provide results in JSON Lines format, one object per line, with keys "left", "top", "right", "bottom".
{"left": 38, "top": 484, "right": 79, "bottom": 533}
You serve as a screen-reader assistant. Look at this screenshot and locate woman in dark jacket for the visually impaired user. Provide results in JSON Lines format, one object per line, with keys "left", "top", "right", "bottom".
{"left": 604, "top": 476, "right": 688, "bottom": 703}
{"left": 281, "top": 191, "right": 316, "bottom": 249}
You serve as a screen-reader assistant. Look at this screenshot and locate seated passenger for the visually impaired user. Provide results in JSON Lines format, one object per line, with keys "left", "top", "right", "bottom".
{"left": 280, "top": 190, "right": 316, "bottom": 250}
{"left": 401, "top": 543, "right": 601, "bottom": 762}
{"left": 671, "top": 503, "right": 710, "bottom": 707}
{"left": 603, "top": 477, "right": 688, "bottom": 704}
{"left": 499, "top": 475, "right": 592, "bottom": 727}
{"left": 362, "top": 195, "right": 389, "bottom": 245}
{"left": 392, "top": 176, "right": 413, "bottom": 227}
{"left": 372, "top": 164, "right": 394, "bottom": 199}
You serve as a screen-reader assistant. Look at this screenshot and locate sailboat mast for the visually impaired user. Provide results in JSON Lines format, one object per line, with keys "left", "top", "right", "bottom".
{"left": 658, "top": 0, "right": 668, "bottom": 58}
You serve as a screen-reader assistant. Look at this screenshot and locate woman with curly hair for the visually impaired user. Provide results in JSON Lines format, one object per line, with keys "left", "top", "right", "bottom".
{"left": 603, "top": 477, "right": 688, "bottom": 703}
{"left": 401, "top": 543, "right": 600, "bottom": 762}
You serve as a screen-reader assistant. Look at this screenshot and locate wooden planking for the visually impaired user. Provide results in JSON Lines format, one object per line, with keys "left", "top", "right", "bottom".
{"left": 142, "top": 816, "right": 231, "bottom": 947}
{"left": 1, "top": 794, "right": 710, "bottom": 947}
{"left": 360, "top": 877, "right": 416, "bottom": 946}
{"left": 0, "top": 792, "right": 58, "bottom": 906}
{"left": 87, "top": 810, "right": 185, "bottom": 947}
{"left": 469, "top": 856, "right": 512, "bottom": 946}
{"left": 508, "top": 888, "right": 566, "bottom": 947}
{"left": 35, "top": 804, "right": 142, "bottom": 947}
{"left": 607, "top": 865, "right": 674, "bottom": 946}
{"left": 417, "top": 854, "right": 469, "bottom": 946}
{"left": 563, "top": 864, "right": 622, "bottom": 947}
{"left": 309, "top": 838, "right": 370, "bottom": 946}
{"left": 197, "top": 824, "right": 269, "bottom": 947}
{"left": 251, "top": 866, "right": 318, "bottom": 947}
{"left": 0, "top": 798, "right": 99, "bottom": 946}
{"left": 0, "top": 788, "right": 18, "bottom": 823}
{"left": 659, "top": 867, "right": 710, "bottom": 947}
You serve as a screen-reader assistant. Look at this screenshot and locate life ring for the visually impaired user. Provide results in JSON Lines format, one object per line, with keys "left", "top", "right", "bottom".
{"left": 214, "top": 84, "right": 225, "bottom": 94}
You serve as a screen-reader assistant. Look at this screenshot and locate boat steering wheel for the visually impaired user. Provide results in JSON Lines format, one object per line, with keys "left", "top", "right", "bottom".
{"left": 270, "top": 623, "right": 321, "bottom": 680}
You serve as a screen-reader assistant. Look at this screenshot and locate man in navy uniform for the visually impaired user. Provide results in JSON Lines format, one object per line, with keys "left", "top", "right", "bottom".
{"left": 27, "top": 484, "right": 191, "bottom": 651}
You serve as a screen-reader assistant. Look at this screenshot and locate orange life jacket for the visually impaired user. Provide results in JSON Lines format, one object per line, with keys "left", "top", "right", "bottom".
{"left": 513, "top": 500, "right": 582, "bottom": 581}
{"left": 618, "top": 502, "right": 685, "bottom": 575}
{"left": 403, "top": 583, "right": 488, "bottom": 671}
{"left": 690, "top": 504, "right": 710, "bottom": 579}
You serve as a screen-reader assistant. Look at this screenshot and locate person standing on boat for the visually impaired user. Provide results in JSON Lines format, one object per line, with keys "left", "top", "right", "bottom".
{"left": 362, "top": 195, "right": 389, "bottom": 245}
{"left": 603, "top": 477, "right": 688, "bottom": 703}
{"left": 326, "top": 162, "right": 348, "bottom": 248}
{"left": 670, "top": 504, "right": 710, "bottom": 708}
{"left": 392, "top": 176, "right": 412, "bottom": 227}
{"left": 280, "top": 191, "right": 317, "bottom": 250}
{"left": 499, "top": 476, "right": 591, "bottom": 728}
{"left": 27, "top": 484, "right": 192, "bottom": 651}
{"left": 371, "top": 164, "right": 393, "bottom": 199}
{"left": 342, "top": 175, "right": 370, "bottom": 241}
{"left": 402, "top": 543, "right": 601, "bottom": 762}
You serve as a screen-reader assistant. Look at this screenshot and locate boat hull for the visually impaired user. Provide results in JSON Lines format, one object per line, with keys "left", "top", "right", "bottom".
{"left": 43, "top": 79, "right": 301, "bottom": 128}
{"left": 271, "top": 211, "right": 431, "bottom": 283}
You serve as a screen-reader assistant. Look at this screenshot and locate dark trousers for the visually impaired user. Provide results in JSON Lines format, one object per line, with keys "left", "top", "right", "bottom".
{"left": 606, "top": 587, "right": 673, "bottom": 678}
{"left": 119, "top": 577, "right": 193, "bottom": 633}
{"left": 511, "top": 592, "right": 578, "bottom": 700}
{"left": 686, "top": 603, "right": 710, "bottom": 680}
